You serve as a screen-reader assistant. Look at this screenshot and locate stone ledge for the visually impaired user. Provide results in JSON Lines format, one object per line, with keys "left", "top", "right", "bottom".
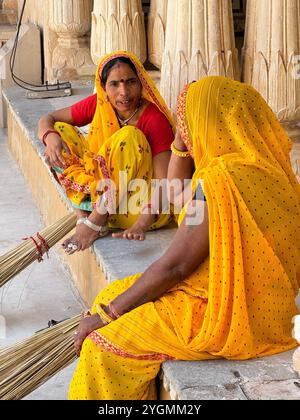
{"left": 161, "top": 350, "right": 300, "bottom": 400}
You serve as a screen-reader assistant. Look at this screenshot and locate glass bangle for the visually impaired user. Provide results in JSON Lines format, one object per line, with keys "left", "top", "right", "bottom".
{"left": 96, "top": 304, "right": 114, "bottom": 325}
{"left": 170, "top": 142, "right": 190, "bottom": 158}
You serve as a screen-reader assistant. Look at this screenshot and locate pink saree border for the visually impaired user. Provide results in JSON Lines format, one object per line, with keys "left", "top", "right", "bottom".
{"left": 88, "top": 330, "right": 175, "bottom": 361}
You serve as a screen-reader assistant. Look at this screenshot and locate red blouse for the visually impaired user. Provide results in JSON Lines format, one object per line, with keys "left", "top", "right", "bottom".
{"left": 71, "top": 94, "right": 174, "bottom": 157}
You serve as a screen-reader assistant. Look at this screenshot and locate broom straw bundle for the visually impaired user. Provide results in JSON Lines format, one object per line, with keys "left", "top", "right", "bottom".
{"left": 0, "top": 314, "right": 80, "bottom": 400}
{"left": 0, "top": 213, "right": 77, "bottom": 288}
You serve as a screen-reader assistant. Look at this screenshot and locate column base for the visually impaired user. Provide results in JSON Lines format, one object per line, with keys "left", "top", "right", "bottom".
{"left": 282, "top": 121, "right": 300, "bottom": 143}
{"left": 293, "top": 347, "right": 300, "bottom": 376}
{"left": 51, "top": 36, "right": 96, "bottom": 81}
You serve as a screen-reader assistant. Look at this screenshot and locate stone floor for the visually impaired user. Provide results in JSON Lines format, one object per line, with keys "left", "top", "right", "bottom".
{"left": 0, "top": 128, "right": 84, "bottom": 400}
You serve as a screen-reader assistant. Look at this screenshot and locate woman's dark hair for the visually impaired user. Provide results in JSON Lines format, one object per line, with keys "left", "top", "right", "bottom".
{"left": 101, "top": 57, "right": 138, "bottom": 87}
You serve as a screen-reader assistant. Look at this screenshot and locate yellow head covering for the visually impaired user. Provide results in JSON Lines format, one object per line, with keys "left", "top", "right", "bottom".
{"left": 87, "top": 50, "right": 175, "bottom": 154}
{"left": 177, "top": 77, "right": 300, "bottom": 194}
{"left": 175, "top": 76, "right": 300, "bottom": 357}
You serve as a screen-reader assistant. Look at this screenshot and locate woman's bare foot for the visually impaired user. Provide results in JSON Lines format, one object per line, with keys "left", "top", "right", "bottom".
{"left": 112, "top": 223, "right": 146, "bottom": 241}
{"left": 62, "top": 224, "right": 102, "bottom": 254}
{"left": 62, "top": 211, "right": 108, "bottom": 254}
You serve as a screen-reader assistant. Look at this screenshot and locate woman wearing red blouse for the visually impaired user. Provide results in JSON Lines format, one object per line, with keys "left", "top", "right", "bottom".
{"left": 38, "top": 51, "right": 175, "bottom": 254}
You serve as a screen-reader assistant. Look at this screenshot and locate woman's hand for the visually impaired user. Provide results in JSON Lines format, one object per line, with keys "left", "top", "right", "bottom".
{"left": 44, "top": 133, "right": 70, "bottom": 169}
{"left": 74, "top": 313, "right": 104, "bottom": 357}
{"left": 112, "top": 222, "right": 147, "bottom": 241}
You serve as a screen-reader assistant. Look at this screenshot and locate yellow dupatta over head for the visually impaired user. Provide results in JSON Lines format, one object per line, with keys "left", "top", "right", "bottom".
{"left": 87, "top": 50, "right": 175, "bottom": 154}
{"left": 175, "top": 76, "right": 300, "bottom": 358}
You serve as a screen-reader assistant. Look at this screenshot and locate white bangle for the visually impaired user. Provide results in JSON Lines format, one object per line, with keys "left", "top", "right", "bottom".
{"left": 76, "top": 217, "right": 108, "bottom": 235}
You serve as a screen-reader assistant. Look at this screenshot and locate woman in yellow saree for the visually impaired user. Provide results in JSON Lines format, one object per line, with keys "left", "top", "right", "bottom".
{"left": 69, "top": 76, "right": 300, "bottom": 400}
{"left": 38, "top": 51, "right": 175, "bottom": 252}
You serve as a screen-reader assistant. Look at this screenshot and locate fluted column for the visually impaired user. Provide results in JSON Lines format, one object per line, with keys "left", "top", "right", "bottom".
{"left": 291, "top": 141, "right": 300, "bottom": 182}
{"left": 293, "top": 315, "right": 300, "bottom": 375}
{"left": 90, "top": 0, "right": 146, "bottom": 65}
{"left": 2, "top": 0, "right": 17, "bottom": 23}
{"left": 48, "top": 0, "right": 95, "bottom": 81}
{"left": 160, "top": 0, "right": 239, "bottom": 110}
{"left": 147, "top": 0, "right": 168, "bottom": 69}
{"left": 242, "top": 0, "right": 300, "bottom": 131}
{"left": 17, "top": 0, "right": 43, "bottom": 25}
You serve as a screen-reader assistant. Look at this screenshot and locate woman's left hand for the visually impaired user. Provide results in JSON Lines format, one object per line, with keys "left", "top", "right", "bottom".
{"left": 74, "top": 313, "right": 104, "bottom": 356}
{"left": 112, "top": 223, "right": 146, "bottom": 241}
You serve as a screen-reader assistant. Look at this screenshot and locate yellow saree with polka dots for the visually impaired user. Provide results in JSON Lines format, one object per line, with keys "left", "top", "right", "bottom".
{"left": 69, "top": 77, "right": 300, "bottom": 400}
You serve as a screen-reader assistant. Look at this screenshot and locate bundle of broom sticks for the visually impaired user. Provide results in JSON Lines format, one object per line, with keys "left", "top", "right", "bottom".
{"left": 0, "top": 212, "right": 80, "bottom": 399}
{"left": 0, "top": 213, "right": 77, "bottom": 288}
{"left": 0, "top": 315, "right": 81, "bottom": 400}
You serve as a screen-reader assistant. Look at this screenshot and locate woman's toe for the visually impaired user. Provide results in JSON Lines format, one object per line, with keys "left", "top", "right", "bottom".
{"left": 62, "top": 237, "right": 72, "bottom": 248}
{"left": 63, "top": 237, "right": 79, "bottom": 254}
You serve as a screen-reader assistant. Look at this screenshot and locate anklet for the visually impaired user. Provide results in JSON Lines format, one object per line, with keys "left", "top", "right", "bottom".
{"left": 76, "top": 217, "right": 108, "bottom": 236}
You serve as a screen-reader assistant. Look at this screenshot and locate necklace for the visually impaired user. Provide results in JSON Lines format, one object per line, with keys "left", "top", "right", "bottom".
{"left": 116, "top": 106, "right": 140, "bottom": 127}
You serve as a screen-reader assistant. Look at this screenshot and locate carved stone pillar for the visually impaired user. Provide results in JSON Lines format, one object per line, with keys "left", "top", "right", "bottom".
{"left": 242, "top": 0, "right": 300, "bottom": 139}
{"left": 48, "top": 0, "right": 95, "bottom": 81}
{"left": 3, "top": 0, "right": 17, "bottom": 7}
{"left": 160, "top": 0, "right": 239, "bottom": 110}
{"left": 2, "top": 0, "right": 17, "bottom": 23}
{"left": 293, "top": 315, "right": 300, "bottom": 375}
{"left": 290, "top": 140, "right": 300, "bottom": 181}
{"left": 293, "top": 347, "right": 300, "bottom": 375}
{"left": 90, "top": 0, "right": 146, "bottom": 65}
{"left": 147, "top": 0, "right": 168, "bottom": 69}
{"left": 17, "top": 0, "right": 43, "bottom": 25}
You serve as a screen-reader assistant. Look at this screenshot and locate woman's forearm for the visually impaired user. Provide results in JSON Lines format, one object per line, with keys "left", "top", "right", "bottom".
{"left": 107, "top": 202, "right": 209, "bottom": 317}
{"left": 107, "top": 259, "right": 184, "bottom": 316}
{"left": 38, "top": 107, "right": 74, "bottom": 139}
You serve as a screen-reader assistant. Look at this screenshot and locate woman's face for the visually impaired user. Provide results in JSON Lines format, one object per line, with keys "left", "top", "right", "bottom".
{"left": 104, "top": 62, "right": 142, "bottom": 115}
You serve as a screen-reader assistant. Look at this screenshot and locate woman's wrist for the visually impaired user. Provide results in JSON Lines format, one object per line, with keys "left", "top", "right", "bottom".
{"left": 41, "top": 129, "right": 60, "bottom": 146}
{"left": 172, "top": 131, "right": 188, "bottom": 152}
{"left": 94, "top": 302, "right": 121, "bottom": 323}
{"left": 171, "top": 141, "right": 190, "bottom": 158}
{"left": 83, "top": 313, "right": 104, "bottom": 332}
{"left": 106, "top": 302, "right": 122, "bottom": 319}
{"left": 173, "top": 141, "right": 187, "bottom": 152}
